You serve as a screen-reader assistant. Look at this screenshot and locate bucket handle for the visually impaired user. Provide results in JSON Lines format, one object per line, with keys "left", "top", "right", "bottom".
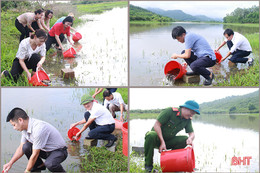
{"left": 35, "top": 67, "right": 47, "bottom": 82}
{"left": 185, "top": 145, "right": 192, "bottom": 164}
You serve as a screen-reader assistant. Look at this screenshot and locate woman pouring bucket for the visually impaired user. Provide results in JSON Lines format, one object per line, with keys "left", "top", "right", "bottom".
{"left": 1, "top": 29, "right": 48, "bottom": 83}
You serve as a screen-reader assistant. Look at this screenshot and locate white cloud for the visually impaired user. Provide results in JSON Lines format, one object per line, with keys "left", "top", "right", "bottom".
{"left": 130, "top": 1, "right": 259, "bottom": 18}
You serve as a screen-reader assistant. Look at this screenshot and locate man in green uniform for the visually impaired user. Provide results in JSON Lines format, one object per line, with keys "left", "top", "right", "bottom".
{"left": 144, "top": 100, "right": 200, "bottom": 172}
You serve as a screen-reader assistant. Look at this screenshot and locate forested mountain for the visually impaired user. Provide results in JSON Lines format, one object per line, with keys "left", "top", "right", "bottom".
{"left": 130, "top": 5, "right": 174, "bottom": 22}
{"left": 131, "top": 90, "right": 259, "bottom": 114}
{"left": 223, "top": 5, "right": 259, "bottom": 23}
{"left": 147, "top": 8, "right": 222, "bottom": 22}
{"left": 200, "top": 90, "right": 259, "bottom": 114}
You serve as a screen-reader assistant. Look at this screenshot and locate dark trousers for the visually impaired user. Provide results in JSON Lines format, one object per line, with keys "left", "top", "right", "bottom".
{"left": 181, "top": 50, "right": 216, "bottom": 80}
{"left": 227, "top": 40, "right": 251, "bottom": 63}
{"left": 3, "top": 53, "right": 41, "bottom": 81}
{"left": 29, "top": 21, "right": 40, "bottom": 32}
{"left": 84, "top": 112, "right": 116, "bottom": 140}
{"left": 22, "top": 142, "right": 68, "bottom": 172}
{"left": 45, "top": 34, "right": 65, "bottom": 51}
{"left": 15, "top": 19, "right": 29, "bottom": 42}
{"left": 144, "top": 131, "right": 188, "bottom": 166}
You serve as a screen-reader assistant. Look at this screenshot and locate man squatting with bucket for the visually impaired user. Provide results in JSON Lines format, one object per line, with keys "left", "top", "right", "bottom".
{"left": 3, "top": 108, "right": 68, "bottom": 173}
{"left": 144, "top": 100, "right": 200, "bottom": 172}
{"left": 171, "top": 26, "right": 216, "bottom": 86}
{"left": 71, "top": 95, "right": 118, "bottom": 148}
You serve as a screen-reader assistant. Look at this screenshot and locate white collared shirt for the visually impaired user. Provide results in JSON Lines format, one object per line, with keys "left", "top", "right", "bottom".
{"left": 21, "top": 118, "right": 66, "bottom": 152}
{"left": 89, "top": 102, "right": 115, "bottom": 125}
{"left": 225, "top": 32, "right": 252, "bottom": 53}
{"left": 104, "top": 92, "right": 125, "bottom": 108}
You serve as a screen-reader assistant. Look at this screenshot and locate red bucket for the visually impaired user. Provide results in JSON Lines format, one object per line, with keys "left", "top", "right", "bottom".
{"left": 122, "top": 122, "right": 128, "bottom": 156}
{"left": 68, "top": 127, "right": 81, "bottom": 141}
{"left": 115, "top": 119, "right": 123, "bottom": 130}
{"left": 72, "top": 32, "right": 82, "bottom": 42}
{"left": 63, "top": 47, "right": 76, "bottom": 58}
{"left": 160, "top": 146, "right": 195, "bottom": 172}
{"left": 29, "top": 68, "right": 50, "bottom": 86}
{"left": 164, "top": 61, "right": 187, "bottom": 80}
{"left": 214, "top": 50, "right": 223, "bottom": 63}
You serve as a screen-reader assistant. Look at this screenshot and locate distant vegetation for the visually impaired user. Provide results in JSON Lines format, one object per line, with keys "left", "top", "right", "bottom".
{"left": 130, "top": 5, "right": 174, "bottom": 22}
{"left": 223, "top": 5, "right": 259, "bottom": 23}
{"left": 131, "top": 90, "right": 259, "bottom": 115}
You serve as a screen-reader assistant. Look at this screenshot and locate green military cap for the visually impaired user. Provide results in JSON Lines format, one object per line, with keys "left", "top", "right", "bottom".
{"left": 180, "top": 100, "right": 200, "bottom": 115}
{"left": 80, "top": 94, "right": 94, "bottom": 105}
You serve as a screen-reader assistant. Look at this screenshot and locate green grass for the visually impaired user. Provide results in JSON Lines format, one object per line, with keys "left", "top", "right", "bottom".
{"left": 89, "top": 88, "right": 128, "bottom": 104}
{"left": 80, "top": 137, "right": 128, "bottom": 172}
{"left": 76, "top": 1, "right": 127, "bottom": 15}
{"left": 1, "top": 1, "right": 123, "bottom": 86}
{"left": 223, "top": 23, "right": 259, "bottom": 27}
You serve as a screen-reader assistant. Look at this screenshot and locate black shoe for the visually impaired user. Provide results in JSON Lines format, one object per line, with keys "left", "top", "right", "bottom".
{"left": 203, "top": 73, "right": 214, "bottom": 86}
{"left": 85, "top": 136, "right": 93, "bottom": 139}
{"left": 145, "top": 165, "right": 158, "bottom": 173}
{"left": 186, "top": 71, "right": 199, "bottom": 76}
{"left": 248, "top": 58, "right": 254, "bottom": 66}
{"left": 105, "top": 137, "right": 117, "bottom": 147}
{"left": 31, "top": 165, "right": 46, "bottom": 172}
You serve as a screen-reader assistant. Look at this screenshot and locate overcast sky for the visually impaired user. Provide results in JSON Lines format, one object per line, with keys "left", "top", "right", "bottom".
{"left": 130, "top": 88, "right": 258, "bottom": 110}
{"left": 130, "top": 1, "right": 259, "bottom": 19}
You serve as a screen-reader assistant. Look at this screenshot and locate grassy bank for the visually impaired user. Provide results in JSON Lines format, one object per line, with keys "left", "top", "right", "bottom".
{"left": 80, "top": 138, "right": 128, "bottom": 172}
{"left": 1, "top": 1, "right": 127, "bottom": 86}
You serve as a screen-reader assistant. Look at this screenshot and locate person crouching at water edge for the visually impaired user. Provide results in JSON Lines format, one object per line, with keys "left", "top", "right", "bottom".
{"left": 45, "top": 16, "right": 74, "bottom": 52}
{"left": 2, "top": 108, "right": 68, "bottom": 173}
{"left": 15, "top": 9, "right": 44, "bottom": 42}
{"left": 70, "top": 95, "right": 118, "bottom": 147}
{"left": 144, "top": 100, "right": 199, "bottom": 172}
{"left": 171, "top": 26, "right": 216, "bottom": 86}
{"left": 1, "top": 29, "right": 47, "bottom": 82}
{"left": 216, "top": 29, "right": 253, "bottom": 66}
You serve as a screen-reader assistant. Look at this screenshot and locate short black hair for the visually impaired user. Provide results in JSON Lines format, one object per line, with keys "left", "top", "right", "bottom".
{"left": 63, "top": 16, "right": 73, "bottom": 25}
{"left": 103, "top": 90, "right": 112, "bottom": 98}
{"left": 223, "top": 29, "right": 234, "bottom": 36}
{"left": 45, "top": 10, "right": 53, "bottom": 18}
{"left": 35, "top": 9, "right": 44, "bottom": 15}
{"left": 6, "top": 107, "right": 29, "bottom": 122}
{"left": 30, "top": 29, "right": 47, "bottom": 40}
{"left": 172, "top": 26, "right": 186, "bottom": 39}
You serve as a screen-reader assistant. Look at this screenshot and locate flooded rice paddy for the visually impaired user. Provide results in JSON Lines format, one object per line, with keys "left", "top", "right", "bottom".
{"left": 130, "top": 23, "right": 259, "bottom": 86}
{"left": 44, "top": 7, "right": 127, "bottom": 86}
{"left": 1, "top": 88, "right": 105, "bottom": 172}
{"left": 130, "top": 115, "right": 259, "bottom": 172}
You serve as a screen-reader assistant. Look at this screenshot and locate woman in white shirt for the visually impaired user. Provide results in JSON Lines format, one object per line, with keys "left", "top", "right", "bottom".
{"left": 2, "top": 29, "right": 47, "bottom": 82}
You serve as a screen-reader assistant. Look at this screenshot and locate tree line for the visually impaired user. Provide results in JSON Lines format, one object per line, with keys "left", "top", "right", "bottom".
{"left": 130, "top": 5, "right": 174, "bottom": 22}
{"left": 223, "top": 5, "right": 259, "bottom": 23}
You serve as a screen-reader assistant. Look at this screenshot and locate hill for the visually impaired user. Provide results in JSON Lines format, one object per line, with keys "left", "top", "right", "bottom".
{"left": 130, "top": 5, "right": 174, "bottom": 22}
{"left": 200, "top": 90, "right": 259, "bottom": 114}
{"left": 147, "top": 7, "right": 222, "bottom": 22}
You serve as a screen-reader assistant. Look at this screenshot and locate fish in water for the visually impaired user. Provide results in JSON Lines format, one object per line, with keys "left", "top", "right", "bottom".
{"left": 42, "top": 80, "right": 51, "bottom": 86}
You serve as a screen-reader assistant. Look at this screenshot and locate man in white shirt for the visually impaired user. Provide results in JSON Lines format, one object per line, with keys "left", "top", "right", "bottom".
{"left": 103, "top": 90, "right": 128, "bottom": 121}
{"left": 71, "top": 95, "right": 117, "bottom": 147}
{"left": 216, "top": 29, "right": 253, "bottom": 66}
{"left": 3, "top": 108, "right": 67, "bottom": 173}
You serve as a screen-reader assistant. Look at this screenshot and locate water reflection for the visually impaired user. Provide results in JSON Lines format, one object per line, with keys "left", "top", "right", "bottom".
{"left": 130, "top": 118, "right": 259, "bottom": 172}
{"left": 130, "top": 22, "right": 258, "bottom": 86}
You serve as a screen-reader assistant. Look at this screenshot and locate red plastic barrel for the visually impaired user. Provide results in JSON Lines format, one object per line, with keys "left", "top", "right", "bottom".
{"left": 122, "top": 122, "right": 128, "bottom": 156}
{"left": 63, "top": 47, "right": 76, "bottom": 58}
{"left": 115, "top": 119, "right": 123, "bottom": 130}
{"left": 72, "top": 32, "right": 82, "bottom": 42}
{"left": 164, "top": 61, "right": 187, "bottom": 80}
{"left": 68, "top": 127, "right": 81, "bottom": 141}
{"left": 29, "top": 69, "right": 50, "bottom": 86}
{"left": 160, "top": 147, "right": 195, "bottom": 172}
{"left": 214, "top": 50, "right": 223, "bottom": 63}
